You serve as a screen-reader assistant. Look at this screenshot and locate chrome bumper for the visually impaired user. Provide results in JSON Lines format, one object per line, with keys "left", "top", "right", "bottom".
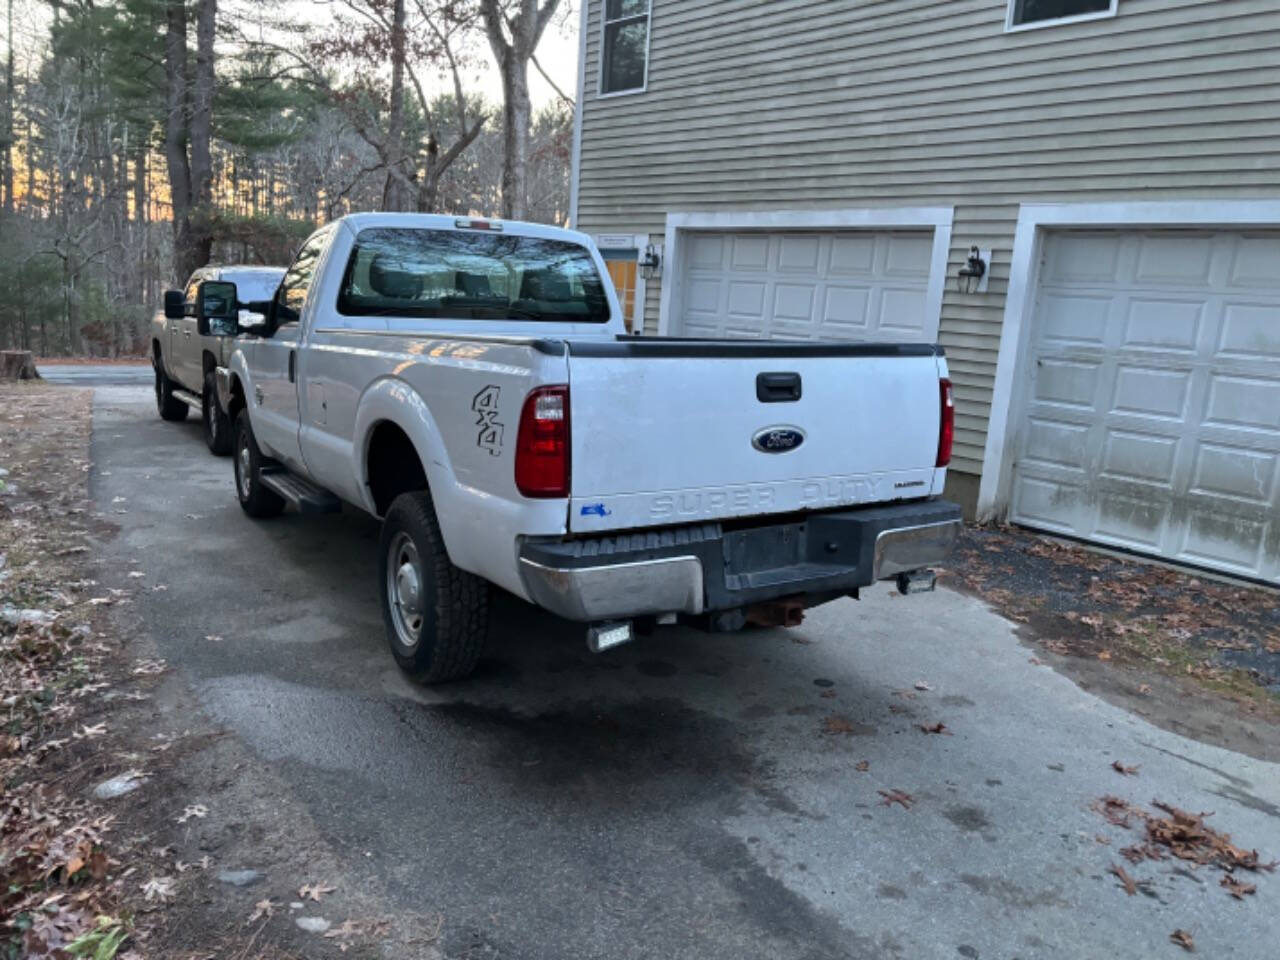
{"left": 873, "top": 519, "right": 963, "bottom": 579}
{"left": 518, "top": 555, "right": 705, "bottom": 622}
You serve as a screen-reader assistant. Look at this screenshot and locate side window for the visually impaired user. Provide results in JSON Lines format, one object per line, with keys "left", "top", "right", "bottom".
{"left": 183, "top": 273, "right": 204, "bottom": 314}
{"left": 1007, "top": 0, "right": 1116, "bottom": 30}
{"left": 600, "top": 0, "right": 650, "bottom": 95}
{"left": 275, "top": 232, "right": 329, "bottom": 325}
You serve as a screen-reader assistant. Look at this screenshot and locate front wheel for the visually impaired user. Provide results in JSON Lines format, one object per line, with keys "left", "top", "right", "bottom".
{"left": 154, "top": 361, "right": 188, "bottom": 422}
{"left": 379, "top": 491, "right": 489, "bottom": 684}
{"left": 233, "top": 412, "right": 285, "bottom": 518}
{"left": 203, "top": 371, "right": 233, "bottom": 455}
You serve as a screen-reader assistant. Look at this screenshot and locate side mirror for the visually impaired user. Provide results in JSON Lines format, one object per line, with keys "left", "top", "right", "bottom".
{"left": 238, "top": 299, "right": 274, "bottom": 336}
{"left": 196, "top": 280, "right": 238, "bottom": 337}
{"left": 163, "top": 289, "right": 185, "bottom": 320}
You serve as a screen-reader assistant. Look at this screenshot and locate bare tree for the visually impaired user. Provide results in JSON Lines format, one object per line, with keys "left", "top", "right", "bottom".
{"left": 478, "top": 0, "right": 561, "bottom": 220}
{"left": 164, "top": 0, "right": 217, "bottom": 282}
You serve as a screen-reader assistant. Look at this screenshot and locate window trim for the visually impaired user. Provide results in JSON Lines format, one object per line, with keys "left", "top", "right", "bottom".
{"left": 1004, "top": 0, "right": 1117, "bottom": 33}
{"left": 598, "top": 0, "right": 652, "bottom": 99}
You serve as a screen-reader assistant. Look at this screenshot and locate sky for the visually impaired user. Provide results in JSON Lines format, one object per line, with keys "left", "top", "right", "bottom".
{"left": 3, "top": 0, "right": 581, "bottom": 110}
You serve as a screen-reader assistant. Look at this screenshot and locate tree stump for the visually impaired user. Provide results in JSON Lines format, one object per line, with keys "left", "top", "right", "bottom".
{"left": 0, "top": 351, "right": 41, "bottom": 380}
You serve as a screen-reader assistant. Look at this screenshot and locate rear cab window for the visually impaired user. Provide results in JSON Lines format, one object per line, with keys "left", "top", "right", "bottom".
{"left": 337, "top": 228, "right": 611, "bottom": 324}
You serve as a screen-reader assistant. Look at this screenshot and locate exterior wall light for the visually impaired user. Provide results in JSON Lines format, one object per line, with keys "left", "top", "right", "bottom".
{"left": 957, "top": 245, "right": 989, "bottom": 294}
{"left": 640, "top": 243, "right": 663, "bottom": 280}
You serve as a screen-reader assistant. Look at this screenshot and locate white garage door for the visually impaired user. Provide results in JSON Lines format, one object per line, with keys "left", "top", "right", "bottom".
{"left": 1010, "top": 230, "right": 1280, "bottom": 583}
{"left": 674, "top": 230, "right": 936, "bottom": 341}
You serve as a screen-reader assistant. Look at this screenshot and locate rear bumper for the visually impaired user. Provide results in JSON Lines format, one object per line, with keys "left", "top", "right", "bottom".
{"left": 518, "top": 499, "right": 962, "bottom": 622}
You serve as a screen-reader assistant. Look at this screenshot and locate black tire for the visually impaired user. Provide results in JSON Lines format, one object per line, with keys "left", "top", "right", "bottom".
{"left": 203, "top": 370, "right": 233, "bottom": 456}
{"left": 379, "top": 491, "right": 489, "bottom": 684}
{"left": 154, "top": 359, "right": 188, "bottom": 422}
{"left": 233, "top": 412, "right": 285, "bottom": 518}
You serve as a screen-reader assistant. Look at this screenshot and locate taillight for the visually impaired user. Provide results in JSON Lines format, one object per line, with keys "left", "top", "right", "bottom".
{"left": 937, "top": 378, "right": 954, "bottom": 468}
{"left": 515, "top": 385, "right": 570, "bottom": 497}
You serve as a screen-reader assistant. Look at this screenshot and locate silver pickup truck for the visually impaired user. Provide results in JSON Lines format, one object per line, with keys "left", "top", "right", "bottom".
{"left": 151, "top": 265, "right": 285, "bottom": 454}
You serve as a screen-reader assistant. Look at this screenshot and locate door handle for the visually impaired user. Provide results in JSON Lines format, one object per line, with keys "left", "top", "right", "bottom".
{"left": 757, "top": 372, "right": 802, "bottom": 403}
{"left": 184, "top": 330, "right": 192, "bottom": 338}
{"left": 288, "top": 350, "right": 296, "bottom": 383}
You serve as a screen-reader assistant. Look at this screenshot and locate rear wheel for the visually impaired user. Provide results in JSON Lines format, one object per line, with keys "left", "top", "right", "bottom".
{"left": 379, "top": 491, "right": 489, "bottom": 684}
{"left": 154, "top": 359, "right": 188, "bottom": 422}
{"left": 203, "top": 370, "right": 232, "bottom": 455}
{"left": 233, "top": 412, "right": 285, "bottom": 518}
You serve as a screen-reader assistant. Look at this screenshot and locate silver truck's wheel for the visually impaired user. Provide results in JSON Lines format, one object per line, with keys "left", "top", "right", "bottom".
{"left": 233, "top": 413, "right": 285, "bottom": 518}
{"left": 203, "top": 371, "right": 233, "bottom": 456}
{"left": 154, "top": 360, "right": 188, "bottom": 422}
{"left": 379, "top": 491, "right": 489, "bottom": 683}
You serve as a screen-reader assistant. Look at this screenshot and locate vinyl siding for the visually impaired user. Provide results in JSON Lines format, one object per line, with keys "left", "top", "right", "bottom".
{"left": 574, "top": 0, "right": 1280, "bottom": 478}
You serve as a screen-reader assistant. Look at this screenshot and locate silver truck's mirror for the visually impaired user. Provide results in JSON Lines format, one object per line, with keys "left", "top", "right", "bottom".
{"left": 196, "top": 280, "right": 238, "bottom": 336}
{"left": 163, "top": 289, "right": 185, "bottom": 320}
{"left": 238, "top": 300, "right": 272, "bottom": 335}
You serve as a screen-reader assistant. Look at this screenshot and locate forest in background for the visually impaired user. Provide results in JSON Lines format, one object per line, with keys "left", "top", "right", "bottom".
{"left": 0, "top": 0, "right": 572, "bottom": 357}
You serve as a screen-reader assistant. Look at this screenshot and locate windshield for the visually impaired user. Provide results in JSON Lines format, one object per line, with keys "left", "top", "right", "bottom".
{"left": 224, "top": 270, "right": 285, "bottom": 303}
{"left": 337, "top": 228, "right": 611, "bottom": 323}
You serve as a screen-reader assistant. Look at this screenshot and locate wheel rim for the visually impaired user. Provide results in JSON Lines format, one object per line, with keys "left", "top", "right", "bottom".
{"left": 236, "top": 431, "right": 252, "bottom": 499}
{"left": 386, "top": 532, "right": 424, "bottom": 651}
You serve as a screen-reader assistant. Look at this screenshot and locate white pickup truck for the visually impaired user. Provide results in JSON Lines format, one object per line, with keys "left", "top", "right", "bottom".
{"left": 152, "top": 264, "right": 285, "bottom": 454}
{"left": 212, "top": 213, "right": 961, "bottom": 683}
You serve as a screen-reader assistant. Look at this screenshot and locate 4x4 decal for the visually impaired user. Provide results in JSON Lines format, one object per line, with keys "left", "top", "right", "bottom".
{"left": 471, "top": 385, "right": 504, "bottom": 456}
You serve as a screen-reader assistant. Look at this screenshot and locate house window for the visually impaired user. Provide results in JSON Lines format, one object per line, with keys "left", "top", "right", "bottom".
{"left": 601, "top": 0, "right": 650, "bottom": 95}
{"left": 1007, "top": 0, "right": 1117, "bottom": 30}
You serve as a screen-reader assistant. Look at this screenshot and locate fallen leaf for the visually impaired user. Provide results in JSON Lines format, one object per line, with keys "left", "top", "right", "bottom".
{"left": 1137, "top": 684, "right": 1153, "bottom": 696}
{"left": 819, "top": 689, "right": 836, "bottom": 699}
{"left": 248, "top": 898, "right": 279, "bottom": 924}
{"left": 1097, "top": 650, "right": 1112, "bottom": 661}
{"left": 1170, "top": 929, "right": 1195, "bottom": 952}
{"left": 878, "top": 789, "right": 914, "bottom": 809}
{"left": 299, "top": 882, "right": 337, "bottom": 902}
{"left": 176, "top": 804, "right": 208, "bottom": 824}
{"left": 919, "top": 722, "right": 951, "bottom": 735}
{"left": 854, "top": 760, "right": 869, "bottom": 772}
{"left": 1111, "top": 761, "right": 1139, "bottom": 776}
{"left": 141, "top": 876, "right": 176, "bottom": 902}
{"left": 822, "top": 714, "right": 856, "bottom": 735}
{"left": 913, "top": 680, "right": 933, "bottom": 691}
{"left": 1221, "top": 874, "right": 1256, "bottom": 899}
{"left": 1110, "top": 863, "right": 1137, "bottom": 896}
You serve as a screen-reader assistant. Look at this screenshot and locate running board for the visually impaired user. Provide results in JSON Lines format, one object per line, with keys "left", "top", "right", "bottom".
{"left": 259, "top": 468, "right": 342, "bottom": 513}
{"left": 172, "top": 388, "right": 202, "bottom": 409}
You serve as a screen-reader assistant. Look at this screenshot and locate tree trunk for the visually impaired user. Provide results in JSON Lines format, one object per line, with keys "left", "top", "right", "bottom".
{"left": 0, "top": 351, "right": 40, "bottom": 380}
{"left": 163, "top": 0, "right": 194, "bottom": 281}
{"left": 2, "top": 0, "right": 14, "bottom": 215}
{"left": 381, "top": 0, "right": 411, "bottom": 211}
{"left": 188, "top": 0, "right": 216, "bottom": 271}
{"left": 499, "top": 64, "right": 530, "bottom": 220}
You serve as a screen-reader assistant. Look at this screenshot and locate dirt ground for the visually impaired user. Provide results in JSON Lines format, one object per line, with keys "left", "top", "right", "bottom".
{"left": 940, "top": 525, "right": 1280, "bottom": 762}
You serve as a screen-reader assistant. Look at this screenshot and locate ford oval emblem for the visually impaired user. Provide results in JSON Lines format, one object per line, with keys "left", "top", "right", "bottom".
{"left": 752, "top": 425, "right": 806, "bottom": 454}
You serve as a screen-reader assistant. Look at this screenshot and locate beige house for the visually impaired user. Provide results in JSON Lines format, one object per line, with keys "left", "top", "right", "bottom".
{"left": 570, "top": 0, "right": 1280, "bottom": 584}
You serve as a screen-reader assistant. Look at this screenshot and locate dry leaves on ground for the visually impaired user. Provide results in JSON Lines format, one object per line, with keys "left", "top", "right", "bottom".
{"left": 822, "top": 714, "right": 856, "bottom": 735}
{"left": 1170, "top": 929, "right": 1195, "bottom": 952}
{"left": 1111, "top": 761, "right": 1139, "bottom": 776}
{"left": 299, "top": 882, "right": 337, "bottom": 902}
{"left": 919, "top": 722, "right": 951, "bottom": 735}
{"left": 1109, "top": 864, "right": 1137, "bottom": 896}
{"left": 878, "top": 789, "right": 914, "bottom": 810}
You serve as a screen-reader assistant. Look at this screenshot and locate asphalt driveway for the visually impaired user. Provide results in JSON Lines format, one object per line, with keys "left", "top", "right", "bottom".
{"left": 89, "top": 385, "right": 1280, "bottom": 959}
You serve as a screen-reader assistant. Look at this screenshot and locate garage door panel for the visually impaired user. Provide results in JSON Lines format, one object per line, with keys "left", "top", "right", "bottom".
{"left": 1100, "top": 430, "right": 1180, "bottom": 487}
{"left": 1189, "top": 443, "right": 1276, "bottom": 505}
{"left": 1093, "top": 493, "right": 1168, "bottom": 551}
{"left": 878, "top": 288, "right": 927, "bottom": 335}
{"left": 1228, "top": 235, "right": 1280, "bottom": 287}
{"left": 1038, "top": 293, "right": 1112, "bottom": 345}
{"left": 1123, "top": 298, "right": 1203, "bottom": 353}
{"left": 1134, "top": 234, "right": 1215, "bottom": 286}
{"left": 676, "top": 229, "right": 933, "bottom": 342}
{"left": 1110, "top": 365, "right": 1190, "bottom": 420}
{"left": 1012, "top": 228, "right": 1280, "bottom": 583}
{"left": 1035, "top": 358, "right": 1102, "bottom": 410}
{"left": 1022, "top": 417, "right": 1091, "bottom": 472}
{"left": 1217, "top": 303, "right": 1280, "bottom": 358}
{"left": 1202, "top": 374, "right": 1280, "bottom": 432}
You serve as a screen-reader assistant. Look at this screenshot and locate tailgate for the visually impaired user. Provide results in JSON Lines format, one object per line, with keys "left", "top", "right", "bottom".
{"left": 566, "top": 340, "right": 946, "bottom": 533}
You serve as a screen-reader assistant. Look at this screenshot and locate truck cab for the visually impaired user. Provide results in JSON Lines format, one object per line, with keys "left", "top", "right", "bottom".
{"left": 152, "top": 264, "right": 285, "bottom": 454}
